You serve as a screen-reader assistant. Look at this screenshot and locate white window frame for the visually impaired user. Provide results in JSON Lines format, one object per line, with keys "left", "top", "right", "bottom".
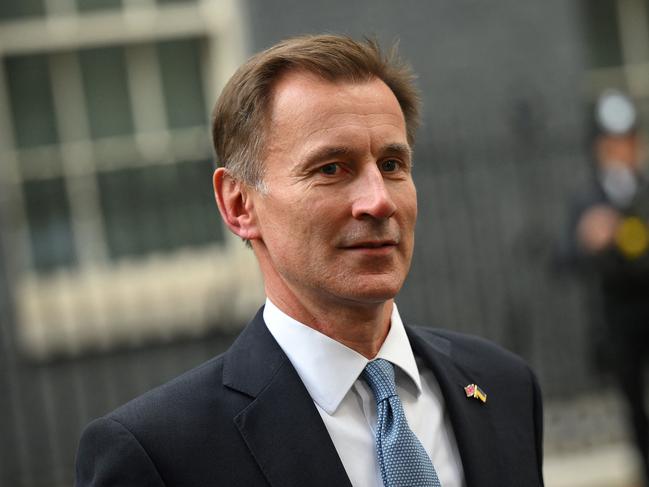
{"left": 0, "top": 0, "right": 264, "bottom": 360}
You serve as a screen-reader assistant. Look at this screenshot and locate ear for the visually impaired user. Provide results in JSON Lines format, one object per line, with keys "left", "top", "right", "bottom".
{"left": 213, "top": 167, "right": 261, "bottom": 240}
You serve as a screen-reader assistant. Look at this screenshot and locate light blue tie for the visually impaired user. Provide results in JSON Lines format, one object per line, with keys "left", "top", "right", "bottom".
{"left": 362, "top": 359, "right": 442, "bottom": 487}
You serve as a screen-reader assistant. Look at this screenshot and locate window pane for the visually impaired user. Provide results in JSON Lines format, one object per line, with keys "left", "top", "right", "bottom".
{"left": 157, "top": 38, "right": 207, "bottom": 129}
{"left": 80, "top": 46, "right": 134, "bottom": 138}
{"left": 0, "top": 0, "right": 44, "bottom": 20}
{"left": 76, "top": 0, "right": 122, "bottom": 12}
{"left": 157, "top": 0, "right": 196, "bottom": 5}
{"left": 98, "top": 159, "right": 223, "bottom": 259}
{"left": 583, "top": 0, "right": 623, "bottom": 68}
{"left": 5, "top": 55, "right": 59, "bottom": 148}
{"left": 23, "top": 178, "right": 77, "bottom": 271}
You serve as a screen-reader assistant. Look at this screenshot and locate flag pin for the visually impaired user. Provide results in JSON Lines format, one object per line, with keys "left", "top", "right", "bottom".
{"left": 464, "top": 383, "right": 487, "bottom": 403}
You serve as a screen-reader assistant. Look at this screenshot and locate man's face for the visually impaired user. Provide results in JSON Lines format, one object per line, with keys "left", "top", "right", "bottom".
{"left": 249, "top": 71, "right": 417, "bottom": 310}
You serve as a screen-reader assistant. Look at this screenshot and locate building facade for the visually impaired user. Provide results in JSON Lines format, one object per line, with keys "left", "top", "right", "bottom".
{"left": 1, "top": 0, "right": 647, "bottom": 485}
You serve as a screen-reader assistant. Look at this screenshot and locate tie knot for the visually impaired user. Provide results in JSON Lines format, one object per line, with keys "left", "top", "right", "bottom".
{"left": 362, "top": 359, "right": 397, "bottom": 403}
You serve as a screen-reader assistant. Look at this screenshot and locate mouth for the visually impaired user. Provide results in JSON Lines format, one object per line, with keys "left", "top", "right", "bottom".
{"left": 344, "top": 240, "right": 398, "bottom": 249}
{"left": 340, "top": 240, "right": 399, "bottom": 255}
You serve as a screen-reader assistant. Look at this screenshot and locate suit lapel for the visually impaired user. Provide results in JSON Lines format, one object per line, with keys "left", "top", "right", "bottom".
{"left": 222, "top": 310, "right": 509, "bottom": 486}
{"left": 223, "top": 309, "right": 352, "bottom": 487}
{"left": 406, "top": 326, "right": 507, "bottom": 486}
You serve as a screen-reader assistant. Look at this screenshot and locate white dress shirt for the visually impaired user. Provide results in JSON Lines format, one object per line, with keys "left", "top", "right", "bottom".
{"left": 264, "top": 298, "right": 465, "bottom": 487}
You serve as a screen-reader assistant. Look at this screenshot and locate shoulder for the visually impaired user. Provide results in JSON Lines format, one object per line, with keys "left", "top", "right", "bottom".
{"left": 105, "top": 351, "right": 245, "bottom": 429}
{"left": 408, "top": 326, "right": 544, "bottom": 484}
{"left": 412, "top": 326, "right": 525, "bottom": 361}
{"left": 78, "top": 348, "right": 249, "bottom": 458}
{"left": 409, "top": 325, "right": 537, "bottom": 382}
{"left": 76, "top": 350, "right": 253, "bottom": 485}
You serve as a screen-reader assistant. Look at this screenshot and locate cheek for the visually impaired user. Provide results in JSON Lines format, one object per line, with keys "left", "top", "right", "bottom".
{"left": 295, "top": 198, "right": 342, "bottom": 235}
{"left": 408, "top": 185, "right": 418, "bottom": 220}
{"left": 397, "top": 187, "right": 418, "bottom": 224}
{"left": 260, "top": 202, "right": 319, "bottom": 252}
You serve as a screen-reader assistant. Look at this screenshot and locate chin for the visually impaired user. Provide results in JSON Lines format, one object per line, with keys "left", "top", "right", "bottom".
{"left": 338, "top": 279, "right": 403, "bottom": 304}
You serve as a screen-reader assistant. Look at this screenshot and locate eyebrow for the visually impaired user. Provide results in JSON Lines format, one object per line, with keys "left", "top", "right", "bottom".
{"left": 303, "top": 146, "right": 353, "bottom": 166}
{"left": 303, "top": 143, "right": 412, "bottom": 166}
{"left": 381, "top": 143, "right": 412, "bottom": 160}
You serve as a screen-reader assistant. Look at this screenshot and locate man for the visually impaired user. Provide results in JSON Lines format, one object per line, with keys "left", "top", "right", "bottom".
{"left": 561, "top": 90, "right": 649, "bottom": 485}
{"left": 76, "top": 35, "right": 544, "bottom": 486}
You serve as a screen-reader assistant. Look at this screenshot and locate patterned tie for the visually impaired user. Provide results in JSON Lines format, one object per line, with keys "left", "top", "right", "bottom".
{"left": 362, "top": 359, "right": 442, "bottom": 487}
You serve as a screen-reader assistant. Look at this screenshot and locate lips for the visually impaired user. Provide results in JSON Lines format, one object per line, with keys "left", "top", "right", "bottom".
{"left": 336, "top": 226, "right": 401, "bottom": 250}
{"left": 344, "top": 240, "right": 398, "bottom": 249}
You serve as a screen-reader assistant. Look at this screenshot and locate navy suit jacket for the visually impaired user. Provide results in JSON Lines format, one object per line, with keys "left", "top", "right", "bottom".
{"left": 76, "top": 307, "right": 544, "bottom": 486}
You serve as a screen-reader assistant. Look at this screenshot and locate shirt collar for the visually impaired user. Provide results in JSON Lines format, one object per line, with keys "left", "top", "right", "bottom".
{"left": 263, "top": 298, "right": 422, "bottom": 415}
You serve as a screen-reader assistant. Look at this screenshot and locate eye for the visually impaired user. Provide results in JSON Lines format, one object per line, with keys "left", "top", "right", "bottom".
{"left": 320, "top": 163, "right": 339, "bottom": 175}
{"left": 380, "top": 159, "right": 400, "bottom": 172}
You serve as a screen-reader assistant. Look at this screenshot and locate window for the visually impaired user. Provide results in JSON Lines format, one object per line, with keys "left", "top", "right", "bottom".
{"left": 77, "top": 0, "right": 123, "bottom": 13}
{"left": 0, "top": 0, "right": 261, "bottom": 359}
{"left": 5, "top": 54, "right": 59, "bottom": 148}
{"left": 0, "top": 0, "right": 44, "bottom": 20}
{"left": 4, "top": 39, "right": 218, "bottom": 272}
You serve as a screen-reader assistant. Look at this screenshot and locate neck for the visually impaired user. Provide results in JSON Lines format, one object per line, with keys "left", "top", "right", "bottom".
{"left": 266, "top": 288, "right": 393, "bottom": 359}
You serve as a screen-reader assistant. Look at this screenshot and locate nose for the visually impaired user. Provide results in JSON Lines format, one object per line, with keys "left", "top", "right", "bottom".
{"left": 351, "top": 166, "right": 397, "bottom": 220}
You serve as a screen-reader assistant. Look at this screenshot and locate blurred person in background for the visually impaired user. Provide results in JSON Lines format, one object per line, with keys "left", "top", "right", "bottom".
{"left": 75, "top": 34, "right": 544, "bottom": 486}
{"left": 562, "top": 90, "right": 649, "bottom": 485}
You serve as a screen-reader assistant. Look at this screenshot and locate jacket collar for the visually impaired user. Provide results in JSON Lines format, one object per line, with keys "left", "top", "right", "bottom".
{"left": 223, "top": 309, "right": 507, "bottom": 487}
{"left": 223, "top": 307, "right": 352, "bottom": 487}
{"left": 406, "top": 326, "right": 507, "bottom": 486}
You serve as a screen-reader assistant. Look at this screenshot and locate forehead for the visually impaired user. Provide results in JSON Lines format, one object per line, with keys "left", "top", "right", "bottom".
{"left": 265, "top": 70, "right": 407, "bottom": 151}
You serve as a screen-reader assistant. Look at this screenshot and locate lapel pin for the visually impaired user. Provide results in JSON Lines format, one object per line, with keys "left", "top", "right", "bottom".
{"left": 464, "top": 383, "right": 487, "bottom": 403}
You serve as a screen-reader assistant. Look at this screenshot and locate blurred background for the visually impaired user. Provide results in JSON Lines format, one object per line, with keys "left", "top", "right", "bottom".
{"left": 1, "top": 0, "right": 648, "bottom": 485}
